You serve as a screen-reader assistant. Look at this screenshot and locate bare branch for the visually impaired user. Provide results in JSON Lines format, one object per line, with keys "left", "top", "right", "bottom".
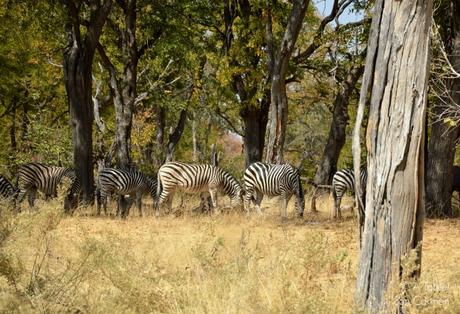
{"left": 294, "top": 0, "right": 354, "bottom": 64}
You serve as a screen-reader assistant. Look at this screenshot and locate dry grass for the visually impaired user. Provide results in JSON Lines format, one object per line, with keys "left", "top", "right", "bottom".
{"left": 0, "top": 194, "right": 459, "bottom": 313}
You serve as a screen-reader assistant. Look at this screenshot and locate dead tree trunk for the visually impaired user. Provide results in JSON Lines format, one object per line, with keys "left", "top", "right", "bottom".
{"left": 314, "top": 64, "right": 364, "bottom": 185}
{"left": 62, "top": 0, "right": 112, "bottom": 204}
{"left": 265, "top": 0, "right": 310, "bottom": 164}
{"left": 352, "top": 0, "right": 432, "bottom": 312}
{"left": 425, "top": 1, "right": 460, "bottom": 218}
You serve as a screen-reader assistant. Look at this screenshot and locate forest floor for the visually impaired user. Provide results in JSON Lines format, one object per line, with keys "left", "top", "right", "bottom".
{"left": 1, "top": 195, "right": 459, "bottom": 313}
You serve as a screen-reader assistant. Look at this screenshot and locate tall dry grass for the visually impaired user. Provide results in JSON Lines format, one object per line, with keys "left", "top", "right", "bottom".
{"left": 0, "top": 193, "right": 459, "bottom": 313}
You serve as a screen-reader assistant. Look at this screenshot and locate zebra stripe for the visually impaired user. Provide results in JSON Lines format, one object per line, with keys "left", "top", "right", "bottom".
{"left": 331, "top": 168, "right": 367, "bottom": 218}
{"left": 97, "top": 168, "right": 157, "bottom": 217}
{"left": 17, "top": 163, "right": 78, "bottom": 207}
{"left": 243, "top": 162, "right": 304, "bottom": 218}
{"left": 157, "top": 162, "right": 243, "bottom": 213}
{"left": 0, "top": 174, "right": 17, "bottom": 199}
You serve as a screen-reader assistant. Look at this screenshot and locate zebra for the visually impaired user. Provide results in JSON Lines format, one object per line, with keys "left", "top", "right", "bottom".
{"left": 17, "top": 162, "right": 78, "bottom": 208}
{"left": 0, "top": 174, "right": 18, "bottom": 200}
{"left": 331, "top": 168, "right": 367, "bottom": 218}
{"left": 243, "top": 162, "right": 304, "bottom": 218}
{"left": 156, "top": 162, "right": 244, "bottom": 214}
{"left": 63, "top": 176, "right": 82, "bottom": 213}
{"left": 96, "top": 168, "right": 157, "bottom": 217}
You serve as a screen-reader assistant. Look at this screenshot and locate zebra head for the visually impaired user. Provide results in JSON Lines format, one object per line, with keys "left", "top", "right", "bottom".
{"left": 145, "top": 175, "right": 158, "bottom": 202}
{"left": 220, "top": 169, "right": 244, "bottom": 207}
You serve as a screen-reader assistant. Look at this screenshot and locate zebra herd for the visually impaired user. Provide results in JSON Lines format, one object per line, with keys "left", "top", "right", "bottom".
{"left": 0, "top": 161, "right": 363, "bottom": 219}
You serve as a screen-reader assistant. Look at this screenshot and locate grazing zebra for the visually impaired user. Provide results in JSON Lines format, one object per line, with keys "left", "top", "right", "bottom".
{"left": 17, "top": 163, "right": 78, "bottom": 208}
{"left": 156, "top": 162, "right": 244, "bottom": 214}
{"left": 0, "top": 174, "right": 18, "bottom": 200}
{"left": 331, "top": 168, "right": 367, "bottom": 218}
{"left": 97, "top": 168, "right": 157, "bottom": 217}
{"left": 63, "top": 176, "right": 82, "bottom": 212}
{"left": 243, "top": 162, "right": 304, "bottom": 218}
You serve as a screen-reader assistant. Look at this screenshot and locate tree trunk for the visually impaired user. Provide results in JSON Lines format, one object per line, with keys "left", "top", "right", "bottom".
{"left": 96, "top": 0, "right": 139, "bottom": 169}
{"left": 315, "top": 65, "right": 364, "bottom": 185}
{"left": 353, "top": 0, "right": 432, "bottom": 312}
{"left": 240, "top": 97, "right": 269, "bottom": 167}
{"left": 10, "top": 102, "right": 17, "bottom": 151}
{"left": 63, "top": 49, "right": 96, "bottom": 204}
{"left": 62, "top": 0, "right": 112, "bottom": 204}
{"left": 165, "top": 109, "right": 187, "bottom": 162}
{"left": 425, "top": 1, "right": 460, "bottom": 218}
{"left": 265, "top": 0, "right": 310, "bottom": 164}
{"left": 21, "top": 101, "right": 29, "bottom": 142}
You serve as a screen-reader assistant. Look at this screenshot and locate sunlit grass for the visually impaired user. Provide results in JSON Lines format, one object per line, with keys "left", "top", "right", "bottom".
{"left": 0, "top": 193, "right": 459, "bottom": 313}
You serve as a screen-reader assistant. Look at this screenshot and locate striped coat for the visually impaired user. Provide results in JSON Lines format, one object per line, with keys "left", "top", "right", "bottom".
{"left": 97, "top": 168, "right": 157, "bottom": 217}
{"left": 0, "top": 174, "right": 17, "bottom": 199}
{"left": 17, "top": 163, "right": 77, "bottom": 208}
{"left": 331, "top": 168, "right": 367, "bottom": 218}
{"left": 157, "top": 162, "right": 243, "bottom": 214}
{"left": 243, "top": 162, "right": 304, "bottom": 218}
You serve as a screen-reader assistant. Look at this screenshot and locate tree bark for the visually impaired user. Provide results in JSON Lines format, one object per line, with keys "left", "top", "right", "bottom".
{"left": 239, "top": 90, "right": 270, "bottom": 168}
{"left": 425, "top": 1, "right": 460, "bottom": 218}
{"left": 265, "top": 0, "right": 310, "bottom": 164}
{"left": 165, "top": 109, "right": 187, "bottom": 162}
{"left": 96, "top": 0, "right": 140, "bottom": 169}
{"left": 353, "top": 0, "right": 432, "bottom": 312}
{"left": 315, "top": 64, "right": 364, "bottom": 185}
{"left": 62, "top": 0, "right": 112, "bottom": 204}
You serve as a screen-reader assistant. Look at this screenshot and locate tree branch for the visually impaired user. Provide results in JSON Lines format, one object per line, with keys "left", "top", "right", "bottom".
{"left": 294, "top": 0, "right": 354, "bottom": 64}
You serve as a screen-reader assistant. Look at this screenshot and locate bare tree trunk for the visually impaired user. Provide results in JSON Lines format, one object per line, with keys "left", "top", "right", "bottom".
{"left": 265, "top": 0, "right": 310, "bottom": 164}
{"left": 62, "top": 0, "right": 112, "bottom": 204}
{"left": 425, "top": 1, "right": 460, "bottom": 218}
{"left": 353, "top": 0, "right": 432, "bottom": 312}
{"left": 315, "top": 65, "right": 364, "bottom": 185}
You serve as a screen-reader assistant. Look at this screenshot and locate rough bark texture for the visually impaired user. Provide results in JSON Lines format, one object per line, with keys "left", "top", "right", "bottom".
{"left": 222, "top": 2, "right": 272, "bottom": 168}
{"left": 265, "top": 0, "right": 310, "bottom": 164}
{"left": 96, "top": 0, "right": 140, "bottom": 168}
{"left": 353, "top": 0, "right": 432, "bottom": 312}
{"left": 165, "top": 109, "right": 188, "bottom": 162}
{"left": 240, "top": 99, "right": 270, "bottom": 167}
{"left": 425, "top": 1, "right": 460, "bottom": 218}
{"left": 314, "top": 64, "right": 364, "bottom": 185}
{"left": 62, "top": 0, "right": 112, "bottom": 204}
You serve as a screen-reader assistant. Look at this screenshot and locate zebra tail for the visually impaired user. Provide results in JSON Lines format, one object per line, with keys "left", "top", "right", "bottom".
{"left": 332, "top": 183, "right": 337, "bottom": 201}
{"left": 156, "top": 172, "right": 163, "bottom": 204}
{"left": 297, "top": 174, "right": 304, "bottom": 200}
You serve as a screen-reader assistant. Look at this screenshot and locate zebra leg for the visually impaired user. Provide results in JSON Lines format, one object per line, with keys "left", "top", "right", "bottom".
{"left": 333, "top": 195, "right": 342, "bottom": 219}
{"left": 280, "top": 194, "right": 292, "bottom": 219}
{"left": 209, "top": 188, "right": 219, "bottom": 214}
{"left": 120, "top": 195, "right": 129, "bottom": 218}
{"left": 28, "top": 188, "right": 37, "bottom": 208}
{"left": 166, "top": 192, "right": 174, "bottom": 214}
{"left": 16, "top": 189, "right": 26, "bottom": 204}
{"left": 96, "top": 187, "right": 102, "bottom": 215}
{"left": 135, "top": 192, "right": 143, "bottom": 217}
{"left": 254, "top": 191, "right": 263, "bottom": 214}
{"left": 243, "top": 188, "right": 254, "bottom": 214}
{"left": 101, "top": 195, "right": 108, "bottom": 216}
